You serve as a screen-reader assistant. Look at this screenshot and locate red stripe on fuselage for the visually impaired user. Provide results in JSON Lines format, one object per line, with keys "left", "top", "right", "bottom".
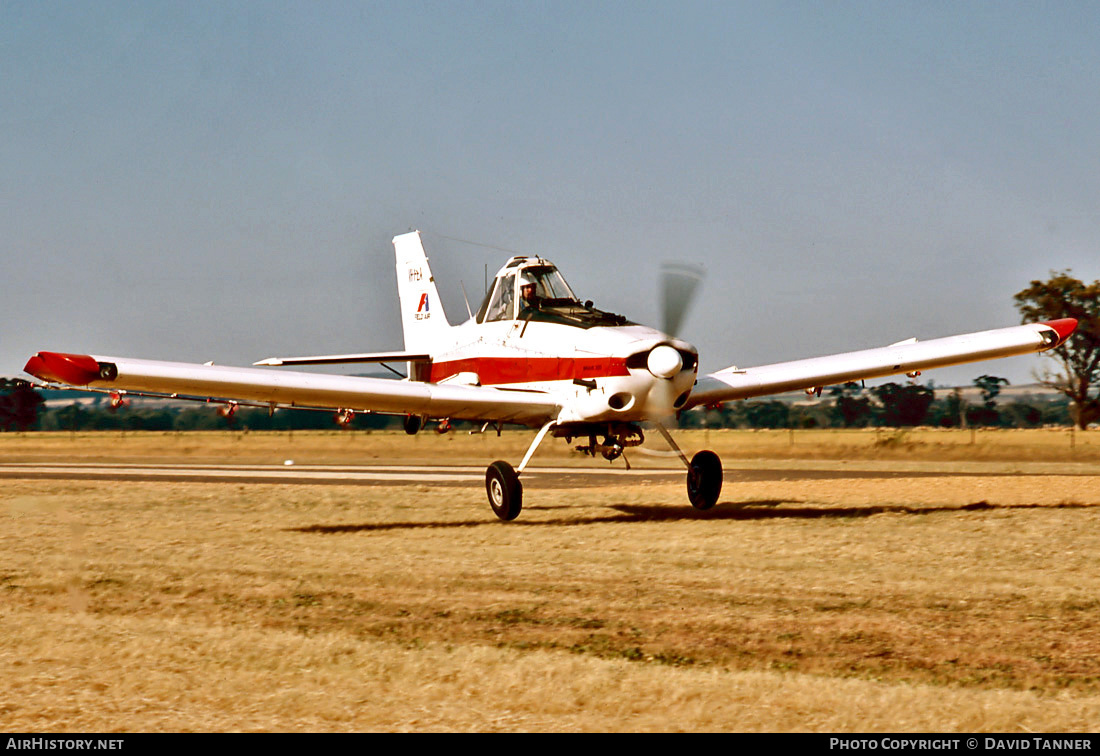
{"left": 429, "top": 356, "right": 629, "bottom": 385}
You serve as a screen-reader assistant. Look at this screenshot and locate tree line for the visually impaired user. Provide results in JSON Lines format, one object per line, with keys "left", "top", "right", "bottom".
{"left": 678, "top": 378, "right": 1071, "bottom": 430}
{"left": 0, "top": 386, "right": 407, "bottom": 433}
{"left": 0, "top": 376, "right": 1072, "bottom": 433}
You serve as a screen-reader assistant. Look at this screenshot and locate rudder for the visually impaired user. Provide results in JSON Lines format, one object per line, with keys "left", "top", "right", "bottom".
{"left": 393, "top": 231, "right": 450, "bottom": 353}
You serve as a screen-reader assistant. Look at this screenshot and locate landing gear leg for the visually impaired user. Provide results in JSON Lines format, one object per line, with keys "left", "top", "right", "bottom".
{"left": 517, "top": 421, "right": 555, "bottom": 473}
{"left": 653, "top": 422, "right": 723, "bottom": 511}
{"left": 653, "top": 422, "right": 690, "bottom": 467}
{"left": 484, "top": 421, "right": 555, "bottom": 521}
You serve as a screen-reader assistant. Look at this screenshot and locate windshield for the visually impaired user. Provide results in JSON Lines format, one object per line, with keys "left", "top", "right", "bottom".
{"left": 523, "top": 265, "right": 577, "bottom": 302}
{"left": 482, "top": 272, "right": 516, "bottom": 322}
{"left": 476, "top": 261, "right": 632, "bottom": 327}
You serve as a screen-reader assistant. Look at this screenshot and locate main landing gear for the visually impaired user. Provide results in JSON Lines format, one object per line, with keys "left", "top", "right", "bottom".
{"left": 482, "top": 421, "right": 723, "bottom": 521}
{"left": 651, "top": 423, "right": 723, "bottom": 511}
{"left": 686, "top": 450, "right": 722, "bottom": 510}
{"left": 485, "top": 460, "right": 523, "bottom": 521}
{"left": 482, "top": 420, "right": 555, "bottom": 522}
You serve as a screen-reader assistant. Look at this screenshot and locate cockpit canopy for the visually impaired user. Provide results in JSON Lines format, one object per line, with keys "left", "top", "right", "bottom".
{"left": 474, "top": 257, "right": 632, "bottom": 329}
{"left": 476, "top": 259, "right": 576, "bottom": 322}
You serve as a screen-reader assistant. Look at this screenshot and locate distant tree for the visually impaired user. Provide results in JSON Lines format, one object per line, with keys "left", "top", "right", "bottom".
{"left": 944, "top": 387, "right": 967, "bottom": 428}
{"left": 742, "top": 401, "right": 790, "bottom": 429}
{"left": 999, "top": 402, "right": 1043, "bottom": 428}
{"left": 174, "top": 407, "right": 233, "bottom": 430}
{"left": 675, "top": 407, "right": 706, "bottom": 429}
{"left": 829, "top": 382, "right": 875, "bottom": 427}
{"left": 1039, "top": 398, "right": 1073, "bottom": 426}
{"left": 0, "top": 380, "right": 45, "bottom": 431}
{"left": 789, "top": 403, "right": 830, "bottom": 429}
{"left": 122, "top": 410, "right": 176, "bottom": 431}
{"left": 54, "top": 403, "right": 90, "bottom": 431}
{"left": 975, "top": 374, "right": 1009, "bottom": 405}
{"left": 697, "top": 404, "right": 740, "bottom": 428}
{"left": 1015, "top": 271, "right": 1100, "bottom": 429}
{"left": 872, "top": 382, "right": 935, "bottom": 427}
{"left": 967, "top": 375, "right": 1009, "bottom": 427}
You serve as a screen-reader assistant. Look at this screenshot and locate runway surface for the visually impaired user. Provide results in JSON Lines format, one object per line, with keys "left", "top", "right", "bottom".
{"left": 0, "top": 461, "right": 1033, "bottom": 487}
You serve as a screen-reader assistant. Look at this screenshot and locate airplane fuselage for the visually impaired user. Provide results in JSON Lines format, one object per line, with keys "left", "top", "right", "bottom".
{"left": 422, "top": 318, "right": 699, "bottom": 425}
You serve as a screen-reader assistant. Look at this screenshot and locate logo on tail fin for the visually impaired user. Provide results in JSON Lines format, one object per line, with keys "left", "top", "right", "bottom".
{"left": 415, "top": 293, "right": 430, "bottom": 320}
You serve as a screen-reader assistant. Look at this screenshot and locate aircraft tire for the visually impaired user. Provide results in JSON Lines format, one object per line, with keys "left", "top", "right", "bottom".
{"left": 486, "top": 460, "right": 523, "bottom": 521}
{"left": 403, "top": 415, "right": 422, "bottom": 435}
{"left": 686, "top": 450, "right": 722, "bottom": 511}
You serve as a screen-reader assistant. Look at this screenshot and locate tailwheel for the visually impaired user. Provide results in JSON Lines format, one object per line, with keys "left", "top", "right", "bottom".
{"left": 686, "top": 450, "right": 723, "bottom": 511}
{"left": 486, "top": 460, "right": 523, "bottom": 521}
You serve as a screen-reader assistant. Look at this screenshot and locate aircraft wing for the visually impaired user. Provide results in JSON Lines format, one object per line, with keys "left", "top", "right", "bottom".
{"left": 685, "top": 319, "right": 1077, "bottom": 408}
{"left": 23, "top": 352, "right": 560, "bottom": 425}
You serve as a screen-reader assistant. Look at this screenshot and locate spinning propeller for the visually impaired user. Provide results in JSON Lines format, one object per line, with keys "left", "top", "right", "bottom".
{"left": 638, "top": 262, "right": 704, "bottom": 418}
{"left": 660, "top": 262, "right": 703, "bottom": 338}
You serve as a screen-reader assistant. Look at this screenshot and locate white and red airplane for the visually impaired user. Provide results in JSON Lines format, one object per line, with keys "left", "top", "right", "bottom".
{"left": 25, "top": 231, "right": 1077, "bottom": 520}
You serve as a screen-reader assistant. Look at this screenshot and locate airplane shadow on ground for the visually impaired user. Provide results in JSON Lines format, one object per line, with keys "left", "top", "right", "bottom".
{"left": 286, "top": 500, "right": 1097, "bottom": 533}
{"left": 606, "top": 499, "right": 1098, "bottom": 522}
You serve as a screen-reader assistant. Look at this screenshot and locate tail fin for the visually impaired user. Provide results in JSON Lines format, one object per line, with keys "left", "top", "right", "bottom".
{"left": 393, "top": 231, "right": 451, "bottom": 353}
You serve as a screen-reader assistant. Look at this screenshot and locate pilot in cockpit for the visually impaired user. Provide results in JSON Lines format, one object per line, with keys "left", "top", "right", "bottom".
{"left": 518, "top": 274, "right": 541, "bottom": 317}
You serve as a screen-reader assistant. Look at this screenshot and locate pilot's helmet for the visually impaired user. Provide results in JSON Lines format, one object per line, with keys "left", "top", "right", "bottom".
{"left": 519, "top": 274, "right": 537, "bottom": 296}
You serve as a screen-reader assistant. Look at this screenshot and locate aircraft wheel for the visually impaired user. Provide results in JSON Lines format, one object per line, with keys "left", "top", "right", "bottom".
{"left": 486, "top": 460, "right": 523, "bottom": 521}
{"left": 403, "top": 415, "right": 422, "bottom": 435}
{"left": 686, "top": 450, "right": 723, "bottom": 511}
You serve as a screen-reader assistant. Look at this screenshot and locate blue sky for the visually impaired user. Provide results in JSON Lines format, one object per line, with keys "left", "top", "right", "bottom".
{"left": 4, "top": 1, "right": 1099, "bottom": 387}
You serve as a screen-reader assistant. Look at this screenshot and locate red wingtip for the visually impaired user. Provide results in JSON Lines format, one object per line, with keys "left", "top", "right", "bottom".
{"left": 1042, "top": 318, "right": 1078, "bottom": 345}
{"left": 24, "top": 351, "right": 102, "bottom": 386}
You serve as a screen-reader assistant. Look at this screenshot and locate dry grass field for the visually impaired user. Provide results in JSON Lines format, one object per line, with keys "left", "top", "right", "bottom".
{"left": 3, "top": 429, "right": 1100, "bottom": 732}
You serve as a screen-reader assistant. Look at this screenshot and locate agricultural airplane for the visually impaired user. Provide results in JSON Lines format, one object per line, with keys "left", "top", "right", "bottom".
{"left": 25, "top": 231, "right": 1077, "bottom": 520}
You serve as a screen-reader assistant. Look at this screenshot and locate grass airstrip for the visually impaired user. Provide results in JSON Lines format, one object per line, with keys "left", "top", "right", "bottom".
{"left": 3, "top": 428, "right": 1100, "bottom": 732}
